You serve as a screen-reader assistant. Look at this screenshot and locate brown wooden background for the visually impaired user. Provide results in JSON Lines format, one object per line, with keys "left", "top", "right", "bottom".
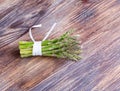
{"left": 0, "top": 0, "right": 120, "bottom": 91}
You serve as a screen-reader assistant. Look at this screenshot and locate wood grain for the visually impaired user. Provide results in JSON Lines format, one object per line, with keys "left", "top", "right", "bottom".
{"left": 0, "top": 0, "right": 120, "bottom": 91}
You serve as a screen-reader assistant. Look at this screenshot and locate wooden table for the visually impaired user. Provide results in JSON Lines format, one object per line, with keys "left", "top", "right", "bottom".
{"left": 0, "top": 0, "right": 120, "bottom": 91}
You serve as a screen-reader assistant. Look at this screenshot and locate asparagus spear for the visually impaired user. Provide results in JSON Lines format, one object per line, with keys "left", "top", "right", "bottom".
{"left": 19, "top": 31, "right": 81, "bottom": 61}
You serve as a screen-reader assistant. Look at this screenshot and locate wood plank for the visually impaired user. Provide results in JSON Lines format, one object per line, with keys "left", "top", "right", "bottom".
{"left": 0, "top": 0, "right": 120, "bottom": 91}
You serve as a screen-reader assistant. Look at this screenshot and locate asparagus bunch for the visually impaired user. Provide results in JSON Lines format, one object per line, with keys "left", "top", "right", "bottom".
{"left": 19, "top": 31, "right": 81, "bottom": 61}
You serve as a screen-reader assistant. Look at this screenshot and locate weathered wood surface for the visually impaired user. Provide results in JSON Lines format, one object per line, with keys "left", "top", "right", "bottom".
{"left": 0, "top": 0, "right": 120, "bottom": 91}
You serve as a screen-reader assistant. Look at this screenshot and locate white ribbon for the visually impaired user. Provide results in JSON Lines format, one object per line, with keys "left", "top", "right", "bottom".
{"left": 29, "top": 23, "right": 57, "bottom": 56}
